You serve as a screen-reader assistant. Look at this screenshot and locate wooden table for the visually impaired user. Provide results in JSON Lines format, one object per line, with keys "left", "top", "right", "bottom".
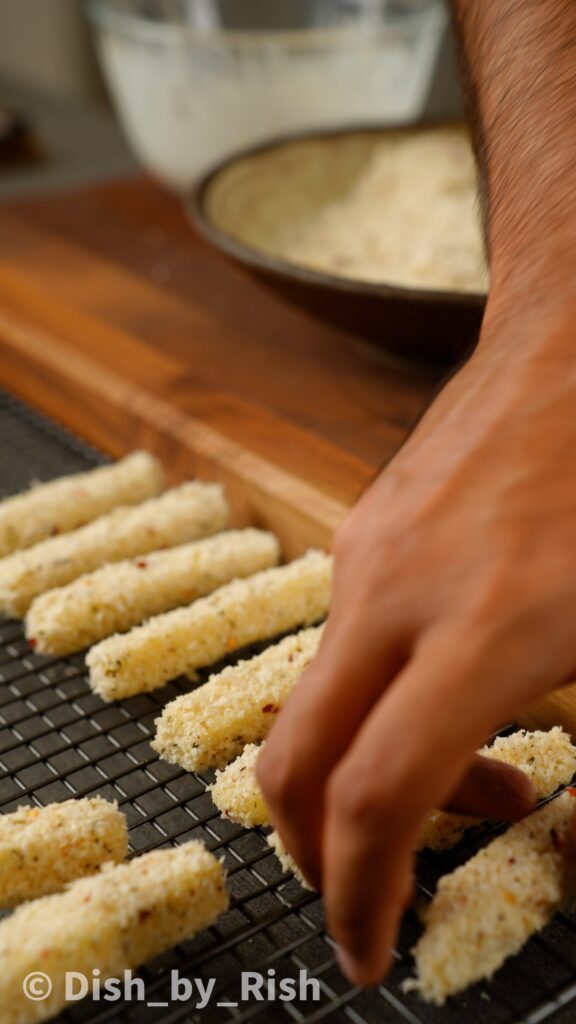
{"left": 1, "top": 175, "right": 574, "bottom": 732}
{"left": 0, "top": 176, "right": 441, "bottom": 554}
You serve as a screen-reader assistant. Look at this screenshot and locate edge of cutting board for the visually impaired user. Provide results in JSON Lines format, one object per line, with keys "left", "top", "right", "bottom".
{"left": 0, "top": 297, "right": 346, "bottom": 558}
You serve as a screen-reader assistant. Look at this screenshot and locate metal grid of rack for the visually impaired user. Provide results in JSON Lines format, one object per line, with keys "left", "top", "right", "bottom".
{"left": 1, "top": 389, "right": 576, "bottom": 1024}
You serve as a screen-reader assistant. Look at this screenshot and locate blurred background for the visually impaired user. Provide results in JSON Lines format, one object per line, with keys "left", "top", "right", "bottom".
{"left": 0, "top": 0, "right": 103, "bottom": 102}
{"left": 0, "top": 0, "right": 133, "bottom": 197}
{"left": 0, "top": 0, "right": 462, "bottom": 198}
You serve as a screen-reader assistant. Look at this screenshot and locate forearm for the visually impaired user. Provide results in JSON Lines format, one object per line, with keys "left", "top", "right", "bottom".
{"left": 451, "top": 0, "right": 576, "bottom": 324}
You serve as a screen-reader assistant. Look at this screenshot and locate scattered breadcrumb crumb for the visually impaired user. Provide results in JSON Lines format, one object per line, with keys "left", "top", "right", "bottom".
{"left": 27, "top": 529, "right": 279, "bottom": 655}
{"left": 0, "top": 841, "right": 228, "bottom": 1024}
{"left": 88, "top": 551, "right": 331, "bottom": 702}
{"left": 154, "top": 625, "right": 322, "bottom": 771}
{"left": 0, "top": 481, "right": 228, "bottom": 618}
{"left": 0, "top": 452, "right": 164, "bottom": 559}
{"left": 0, "top": 797, "right": 128, "bottom": 908}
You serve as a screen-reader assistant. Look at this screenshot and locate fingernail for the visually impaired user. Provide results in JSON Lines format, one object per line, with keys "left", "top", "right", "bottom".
{"left": 336, "top": 946, "right": 364, "bottom": 985}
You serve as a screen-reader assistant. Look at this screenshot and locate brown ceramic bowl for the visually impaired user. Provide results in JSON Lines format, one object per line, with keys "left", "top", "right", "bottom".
{"left": 189, "top": 125, "right": 487, "bottom": 365}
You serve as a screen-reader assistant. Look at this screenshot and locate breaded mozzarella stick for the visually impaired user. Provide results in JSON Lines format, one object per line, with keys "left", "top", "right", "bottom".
{"left": 211, "top": 729, "right": 576, "bottom": 834}
{"left": 209, "top": 747, "right": 310, "bottom": 887}
{"left": 211, "top": 744, "right": 269, "bottom": 827}
{"left": 418, "top": 726, "right": 576, "bottom": 851}
{"left": 410, "top": 790, "right": 576, "bottom": 1005}
{"left": 0, "top": 842, "right": 228, "bottom": 1024}
{"left": 209, "top": 746, "right": 308, "bottom": 887}
{"left": 0, "top": 482, "right": 228, "bottom": 618}
{"left": 87, "top": 551, "right": 331, "bottom": 702}
{"left": 154, "top": 625, "right": 323, "bottom": 771}
{"left": 0, "top": 798, "right": 128, "bottom": 908}
{"left": 27, "top": 529, "right": 280, "bottom": 655}
{"left": 0, "top": 451, "right": 164, "bottom": 558}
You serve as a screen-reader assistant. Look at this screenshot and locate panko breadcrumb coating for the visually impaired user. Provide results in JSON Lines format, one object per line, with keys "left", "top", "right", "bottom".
{"left": 208, "top": 747, "right": 354, "bottom": 891}
{"left": 210, "top": 729, "right": 576, "bottom": 840}
{"left": 154, "top": 625, "right": 323, "bottom": 771}
{"left": 410, "top": 790, "right": 576, "bottom": 1004}
{"left": 27, "top": 529, "right": 280, "bottom": 655}
{"left": 88, "top": 551, "right": 331, "bottom": 702}
{"left": 419, "top": 726, "right": 576, "bottom": 851}
{"left": 0, "top": 841, "right": 228, "bottom": 1024}
{"left": 0, "top": 451, "right": 164, "bottom": 559}
{"left": 0, "top": 797, "right": 128, "bottom": 908}
{"left": 267, "top": 831, "right": 311, "bottom": 889}
{"left": 284, "top": 127, "right": 486, "bottom": 293}
{"left": 211, "top": 744, "right": 269, "bottom": 827}
{"left": 0, "top": 481, "right": 228, "bottom": 618}
{"left": 210, "top": 746, "right": 310, "bottom": 888}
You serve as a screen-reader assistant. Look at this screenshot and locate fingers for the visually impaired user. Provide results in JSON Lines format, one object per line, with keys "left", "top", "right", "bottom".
{"left": 257, "top": 621, "right": 406, "bottom": 889}
{"left": 332, "top": 832, "right": 416, "bottom": 987}
{"left": 442, "top": 752, "right": 537, "bottom": 820}
{"left": 261, "top": 609, "right": 545, "bottom": 986}
{"left": 322, "top": 630, "right": 533, "bottom": 987}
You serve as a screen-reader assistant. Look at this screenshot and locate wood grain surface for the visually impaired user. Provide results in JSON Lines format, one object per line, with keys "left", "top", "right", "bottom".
{"left": 0, "top": 179, "right": 439, "bottom": 540}
{"left": 0, "top": 177, "right": 572, "bottom": 735}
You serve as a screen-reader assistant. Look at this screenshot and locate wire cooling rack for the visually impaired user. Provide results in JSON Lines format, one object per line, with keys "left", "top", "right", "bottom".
{"left": 1, "top": 388, "right": 576, "bottom": 1024}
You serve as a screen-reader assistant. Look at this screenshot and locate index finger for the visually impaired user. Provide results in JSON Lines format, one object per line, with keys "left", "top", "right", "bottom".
{"left": 323, "top": 626, "right": 540, "bottom": 986}
{"left": 257, "top": 619, "right": 406, "bottom": 888}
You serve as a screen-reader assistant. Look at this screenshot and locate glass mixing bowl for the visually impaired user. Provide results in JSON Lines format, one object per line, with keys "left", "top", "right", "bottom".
{"left": 87, "top": 0, "right": 446, "bottom": 190}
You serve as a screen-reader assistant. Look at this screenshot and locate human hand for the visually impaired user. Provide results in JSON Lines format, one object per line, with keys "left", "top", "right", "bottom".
{"left": 257, "top": 307, "right": 576, "bottom": 986}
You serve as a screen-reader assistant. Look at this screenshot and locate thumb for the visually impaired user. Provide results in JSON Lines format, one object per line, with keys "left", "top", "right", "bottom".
{"left": 443, "top": 752, "right": 537, "bottom": 821}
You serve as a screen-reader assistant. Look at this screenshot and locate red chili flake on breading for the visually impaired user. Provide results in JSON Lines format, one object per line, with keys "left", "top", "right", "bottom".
{"left": 83, "top": 894, "right": 92, "bottom": 903}
{"left": 135, "top": 560, "right": 148, "bottom": 569}
{"left": 568, "top": 787, "right": 576, "bottom": 797}
{"left": 139, "top": 909, "right": 152, "bottom": 922}
{"left": 28, "top": 638, "right": 37, "bottom": 650}
{"left": 41, "top": 948, "right": 52, "bottom": 958}
{"left": 50, "top": 526, "right": 60, "bottom": 537}
{"left": 262, "top": 704, "right": 279, "bottom": 714}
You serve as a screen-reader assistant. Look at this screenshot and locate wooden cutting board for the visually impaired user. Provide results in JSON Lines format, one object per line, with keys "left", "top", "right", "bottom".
{"left": 0, "top": 176, "right": 573, "bottom": 734}
{"left": 0, "top": 178, "right": 438, "bottom": 551}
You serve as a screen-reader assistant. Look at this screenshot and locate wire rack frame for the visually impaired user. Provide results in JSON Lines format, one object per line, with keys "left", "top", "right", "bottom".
{"left": 1, "top": 389, "right": 576, "bottom": 1024}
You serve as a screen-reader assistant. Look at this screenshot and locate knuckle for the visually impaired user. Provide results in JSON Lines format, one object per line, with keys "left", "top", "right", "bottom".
{"left": 328, "top": 755, "right": 424, "bottom": 832}
{"left": 466, "top": 553, "right": 538, "bottom": 619}
{"left": 328, "top": 766, "right": 394, "bottom": 830}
